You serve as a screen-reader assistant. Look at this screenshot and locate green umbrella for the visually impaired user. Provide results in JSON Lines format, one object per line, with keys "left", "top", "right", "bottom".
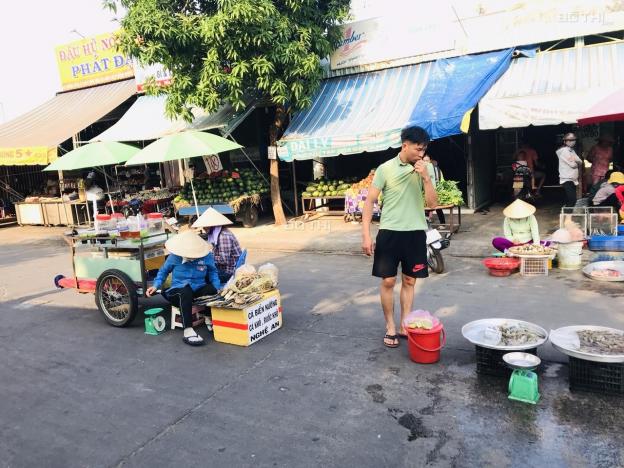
{"left": 125, "top": 130, "right": 243, "bottom": 216}
{"left": 124, "top": 130, "right": 241, "bottom": 166}
{"left": 43, "top": 141, "right": 140, "bottom": 172}
{"left": 44, "top": 141, "right": 140, "bottom": 215}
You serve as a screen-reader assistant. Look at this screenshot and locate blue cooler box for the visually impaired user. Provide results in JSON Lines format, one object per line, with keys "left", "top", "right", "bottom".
{"left": 589, "top": 235, "right": 624, "bottom": 251}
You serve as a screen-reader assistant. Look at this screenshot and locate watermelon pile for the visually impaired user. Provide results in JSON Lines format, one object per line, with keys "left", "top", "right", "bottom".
{"left": 302, "top": 177, "right": 358, "bottom": 198}
{"left": 174, "top": 168, "right": 269, "bottom": 205}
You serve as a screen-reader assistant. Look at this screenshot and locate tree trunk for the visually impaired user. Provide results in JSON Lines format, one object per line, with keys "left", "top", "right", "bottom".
{"left": 269, "top": 105, "right": 287, "bottom": 226}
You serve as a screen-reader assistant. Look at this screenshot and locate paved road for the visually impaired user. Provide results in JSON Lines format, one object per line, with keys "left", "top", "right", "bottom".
{"left": 1, "top": 228, "right": 622, "bottom": 467}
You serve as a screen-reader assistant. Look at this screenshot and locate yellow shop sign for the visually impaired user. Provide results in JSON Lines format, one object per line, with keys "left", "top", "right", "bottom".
{"left": 55, "top": 31, "right": 134, "bottom": 91}
{"left": 0, "top": 147, "right": 57, "bottom": 166}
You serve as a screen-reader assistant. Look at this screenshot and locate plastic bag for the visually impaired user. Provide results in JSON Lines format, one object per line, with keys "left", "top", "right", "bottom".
{"left": 234, "top": 264, "right": 256, "bottom": 279}
{"left": 549, "top": 329, "right": 580, "bottom": 350}
{"left": 483, "top": 326, "right": 502, "bottom": 345}
{"left": 258, "top": 263, "right": 279, "bottom": 285}
{"left": 402, "top": 310, "right": 439, "bottom": 331}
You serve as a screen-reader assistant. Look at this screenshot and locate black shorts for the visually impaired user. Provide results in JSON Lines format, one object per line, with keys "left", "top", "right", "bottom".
{"left": 372, "top": 229, "right": 428, "bottom": 279}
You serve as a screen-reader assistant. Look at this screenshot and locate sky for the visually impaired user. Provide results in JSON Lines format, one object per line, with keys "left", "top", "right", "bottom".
{"left": 0, "top": 1, "right": 122, "bottom": 123}
{"left": 0, "top": 0, "right": 441, "bottom": 124}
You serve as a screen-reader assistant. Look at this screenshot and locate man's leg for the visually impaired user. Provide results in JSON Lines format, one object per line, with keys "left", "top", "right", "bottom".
{"left": 380, "top": 276, "right": 398, "bottom": 345}
{"left": 563, "top": 181, "right": 576, "bottom": 207}
{"left": 399, "top": 274, "right": 416, "bottom": 335}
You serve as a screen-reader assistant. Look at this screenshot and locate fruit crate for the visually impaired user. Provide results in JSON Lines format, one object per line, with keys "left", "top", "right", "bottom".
{"left": 569, "top": 357, "right": 624, "bottom": 395}
{"left": 475, "top": 345, "right": 538, "bottom": 378}
{"left": 519, "top": 256, "right": 549, "bottom": 276}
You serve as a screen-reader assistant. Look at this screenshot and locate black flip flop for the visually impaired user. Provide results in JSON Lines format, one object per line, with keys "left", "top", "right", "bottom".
{"left": 183, "top": 333, "right": 205, "bottom": 346}
{"left": 383, "top": 334, "right": 399, "bottom": 348}
{"left": 398, "top": 333, "right": 408, "bottom": 340}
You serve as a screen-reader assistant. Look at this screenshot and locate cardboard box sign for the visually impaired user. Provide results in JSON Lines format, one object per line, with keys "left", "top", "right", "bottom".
{"left": 211, "top": 290, "right": 282, "bottom": 346}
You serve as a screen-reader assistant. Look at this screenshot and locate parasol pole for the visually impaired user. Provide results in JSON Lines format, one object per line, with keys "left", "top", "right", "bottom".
{"left": 184, "top": 164, "right": 200, "bottom": 218}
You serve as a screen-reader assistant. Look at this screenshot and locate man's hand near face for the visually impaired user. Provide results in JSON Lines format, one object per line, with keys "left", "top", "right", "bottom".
{"left": 413, "top": 160, "right": 428, "bottom": 176}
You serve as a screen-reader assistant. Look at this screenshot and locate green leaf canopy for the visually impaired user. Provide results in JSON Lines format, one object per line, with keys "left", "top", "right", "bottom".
{"left": 109, "top": 0, "right": 351, "bottom": 118}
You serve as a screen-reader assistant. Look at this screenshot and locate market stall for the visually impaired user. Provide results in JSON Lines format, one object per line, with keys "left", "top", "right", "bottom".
{"left": 174, "top": 168, "right": 269, "bottom": 227}
{"left": 300, "top": 177, "right": 356, "bottom": 218}
{"left": 107, "top": 187, "right": 177, "bottom": 217}
{"left": 193, "top": 263, "right": 281, "bottom": 346}
{"left": 15, "top": 197, "right": 91, "bottom": 227}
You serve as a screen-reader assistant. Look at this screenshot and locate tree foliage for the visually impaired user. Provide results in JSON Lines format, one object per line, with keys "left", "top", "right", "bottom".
{"left": 106, "top": 0, "right": 351, "bottom": 120}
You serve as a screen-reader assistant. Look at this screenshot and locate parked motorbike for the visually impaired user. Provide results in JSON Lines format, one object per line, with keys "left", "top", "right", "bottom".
{"left": 122, "top": 198, "right": 143, "bottom": 217}
{"left": 426, "top": 226, "right": 450, "bottom": 274}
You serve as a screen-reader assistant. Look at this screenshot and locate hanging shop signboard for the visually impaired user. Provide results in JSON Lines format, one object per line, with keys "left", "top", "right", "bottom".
{"left": 55, "top": 31, "right": 134, "bottom": 91}
{"left": 0, "top": 146, "right": 57, "bottom": 166}
{"left": 134, "top": 62, "right": 173, "bottom": 92}
{"left": 331, "top": 0, "right": 624, "bottom": 72}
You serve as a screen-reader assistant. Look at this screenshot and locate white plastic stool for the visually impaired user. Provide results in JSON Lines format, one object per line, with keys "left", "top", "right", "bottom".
{"left": 170, "top": 305, "right": 207, "bottom": 330}
{"left": 170, "top": 306, "right": 183, "bottom": 330}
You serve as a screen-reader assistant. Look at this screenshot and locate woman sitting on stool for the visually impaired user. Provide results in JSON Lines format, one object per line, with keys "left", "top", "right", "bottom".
{"left": 193, "top": 207, "right": 242, "bottom": 285}
{"left": 146, "top": 230, "right": 221, "bottom": 346}
{"left": 492, "top": 199, "right": 541, "bottom": 253}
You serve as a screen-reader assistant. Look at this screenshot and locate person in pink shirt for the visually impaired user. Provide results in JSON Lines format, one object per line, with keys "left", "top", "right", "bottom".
{"left": 588, "top": 134, "right": 615, "bottom": 186}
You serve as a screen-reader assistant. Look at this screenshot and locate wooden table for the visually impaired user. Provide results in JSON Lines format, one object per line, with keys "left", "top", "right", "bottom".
{"left": 426, "top": 204, "right": 461, "bottom": 236}
{"left": 301, "top": 195, "right": 346, "bottom": 218}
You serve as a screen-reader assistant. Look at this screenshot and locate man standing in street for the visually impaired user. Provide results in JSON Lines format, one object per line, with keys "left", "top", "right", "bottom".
{"left": 362, "top": 126, "right": 438, "bottom": 348}
{"left": 557, "top": 132, "right": 583, "bottom": 207}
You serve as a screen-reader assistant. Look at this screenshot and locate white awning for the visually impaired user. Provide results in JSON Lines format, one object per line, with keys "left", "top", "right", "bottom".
{"left": 92, "top": 95, "right": 252, "bottom": 142}
{"left": 0, "top": 80, "right": 135, "bottom": 165}
{"left": 479, "top": 41, "right": 624, "bottom": 129}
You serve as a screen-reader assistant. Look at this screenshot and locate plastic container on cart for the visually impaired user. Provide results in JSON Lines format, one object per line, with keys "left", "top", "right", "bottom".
{"left": 147, "top": 213, "right": 165, "bottom": 234}
{"left": 111, "top": 213, "right": 128, "bottom": 237}
{"left": 95, "top": 214, "right": 114, "bottom": 232}
{"left": 127, "top": 215, "right": 141, "bottom": 239}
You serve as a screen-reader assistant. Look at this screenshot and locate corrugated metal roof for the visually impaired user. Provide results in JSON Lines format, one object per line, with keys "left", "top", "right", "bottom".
{"left": 479, "top": 41, "right": 624, "bottom": 129}
{"left": 0, "top": 79, "right": 136, "bottom": 149}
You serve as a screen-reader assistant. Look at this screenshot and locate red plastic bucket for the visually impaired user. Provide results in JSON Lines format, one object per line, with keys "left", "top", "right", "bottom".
{"left": 407, "top": 323, "right": 446, "bottom": 364}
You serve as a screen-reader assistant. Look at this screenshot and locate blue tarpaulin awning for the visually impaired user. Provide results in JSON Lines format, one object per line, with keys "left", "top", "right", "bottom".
{"left": 278, "top": 49, "right": 513, "bottom": 161}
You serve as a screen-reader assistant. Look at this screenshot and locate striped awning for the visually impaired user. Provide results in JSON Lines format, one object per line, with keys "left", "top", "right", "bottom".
{"left": 278, "top": 49, "right": 513, "bottom": 161}
{"left": 479, "top": 41, "right": 624, "bottom": 129}
{"left": 92, "top": 95, "right": 252, "bottom": 142}
{"left": 0, "top": 79, "right": 136, "bottom": 165}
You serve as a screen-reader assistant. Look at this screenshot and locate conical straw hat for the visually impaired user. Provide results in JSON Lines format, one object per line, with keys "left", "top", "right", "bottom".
{"left": 192, "top": 207, "right": 233, "bottom": 228}
{"left": 503, "top": 199, "right": 536, "bottom": 219}
{"left": 165, "top": 230, "right": 212, "bottom": 258}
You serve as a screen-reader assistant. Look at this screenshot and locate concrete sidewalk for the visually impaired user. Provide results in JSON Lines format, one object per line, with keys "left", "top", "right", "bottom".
{"left": 229, "top": 202, "right": 564, "bottom": 258}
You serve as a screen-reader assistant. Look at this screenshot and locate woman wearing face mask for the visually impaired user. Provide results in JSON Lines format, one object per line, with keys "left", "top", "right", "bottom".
{"left": 556, "top": 132, "right": 583, "bottom": 207}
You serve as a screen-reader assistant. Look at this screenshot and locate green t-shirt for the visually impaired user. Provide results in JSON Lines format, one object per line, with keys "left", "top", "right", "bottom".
{"left": 372, "top": 155, "right": 427, "bottom": 231}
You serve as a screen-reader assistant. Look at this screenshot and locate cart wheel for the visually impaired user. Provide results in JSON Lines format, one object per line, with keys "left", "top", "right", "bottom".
{"left": 242, "top": 204, "right": 259, "bottom": 228}
{"left": 95, "top": 269, "right": 138, "bottom": 327}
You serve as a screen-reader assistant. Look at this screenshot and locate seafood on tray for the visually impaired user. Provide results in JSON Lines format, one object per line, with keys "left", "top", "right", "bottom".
{"left": 497, "top": 323, "right": 546, "bottom": 346}
{"left": 508, "top": 244, "right": 555, "bottom": 256}
{"left": 577, "top": 330, "right": 624, "bottom": 355}
{"left": 590, "top": 268, "right": 622, "bottom": 279}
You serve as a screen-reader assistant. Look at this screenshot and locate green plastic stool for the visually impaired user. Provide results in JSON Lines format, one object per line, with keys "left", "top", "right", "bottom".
{"left": 144, "top": 308, "right": 167, "bottom": 336}
{"left": 508, "top": 370, "right": 540, "bottom": 404}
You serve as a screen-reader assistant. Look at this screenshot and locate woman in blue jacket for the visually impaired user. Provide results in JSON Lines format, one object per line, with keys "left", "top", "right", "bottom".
{"left": 146, "top": 230, "right": 221, "bottom": 346}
